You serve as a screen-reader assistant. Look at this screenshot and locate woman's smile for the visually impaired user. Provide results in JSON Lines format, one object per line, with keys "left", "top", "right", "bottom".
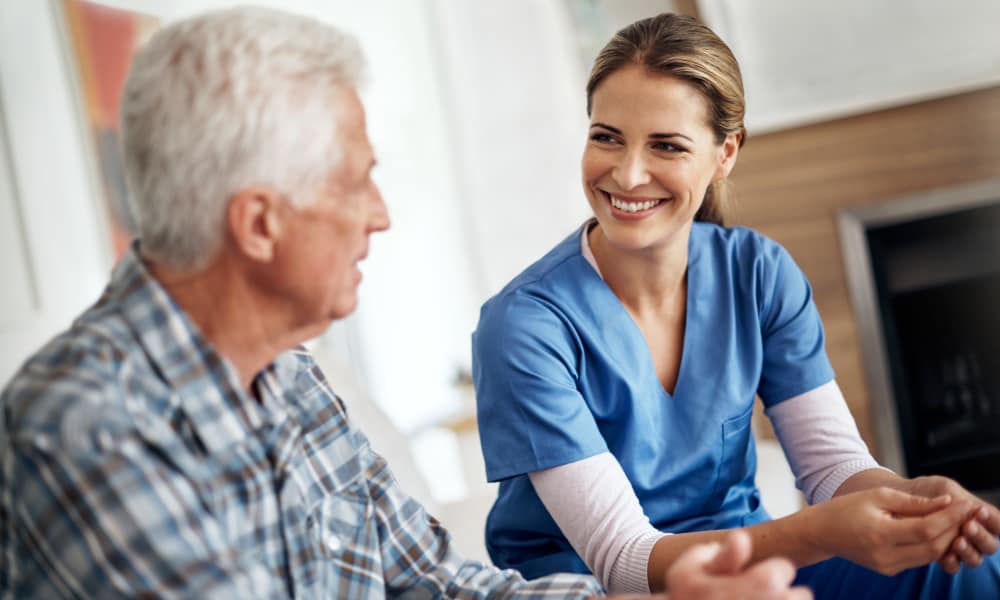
{"left": 603, "top": 190, "right": 670, "bottom": 218}
{"left": 581, "top": 65, "right": 739, "bottom": 250}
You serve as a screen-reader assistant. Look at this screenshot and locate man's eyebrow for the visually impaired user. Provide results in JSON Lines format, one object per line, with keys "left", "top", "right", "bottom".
{"left": 590, "top": 122, "right": 693, "bottom": 143}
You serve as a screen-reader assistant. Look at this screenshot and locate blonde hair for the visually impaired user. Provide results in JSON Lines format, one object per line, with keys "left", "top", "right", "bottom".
{"left": 586, "top": 13, "right": 745, "bottom": 225}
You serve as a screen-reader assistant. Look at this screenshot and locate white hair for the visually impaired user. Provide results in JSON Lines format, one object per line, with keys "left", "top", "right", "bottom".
{"left": 120, "top": 6, "right": 365, "bottom": 269}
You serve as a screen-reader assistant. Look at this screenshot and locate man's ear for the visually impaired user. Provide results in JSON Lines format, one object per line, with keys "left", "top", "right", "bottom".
{"left": 226, "top": 186, "right": 286, "bottom": 262}
{"left": 713, "top": 131, "right": 742, "bottom": 181}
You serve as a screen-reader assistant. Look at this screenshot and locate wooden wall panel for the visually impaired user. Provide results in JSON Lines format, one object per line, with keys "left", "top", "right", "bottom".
{"left": 733, "top": 86, "right": 1000, "bottom": 455}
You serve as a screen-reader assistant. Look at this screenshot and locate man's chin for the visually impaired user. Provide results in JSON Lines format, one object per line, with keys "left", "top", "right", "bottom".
{"left": 329, "top": 296, "right": 360, "bottom": 322}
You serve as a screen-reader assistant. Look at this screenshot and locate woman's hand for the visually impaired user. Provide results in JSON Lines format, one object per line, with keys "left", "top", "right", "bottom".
{"left": 895, "top": 475, "right": 1000, "bottom": 573}
{"left": 805, "top": 486, "right": 974, "bottom": 576}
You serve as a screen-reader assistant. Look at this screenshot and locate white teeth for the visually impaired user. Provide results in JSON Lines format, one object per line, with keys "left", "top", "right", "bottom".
{"left": 609, "top": 194, "right": 664, "bottom": 213}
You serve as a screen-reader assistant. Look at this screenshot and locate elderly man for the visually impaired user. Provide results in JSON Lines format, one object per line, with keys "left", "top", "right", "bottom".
{"left": 0, "top": 7, "right": 809, "bottom": 599}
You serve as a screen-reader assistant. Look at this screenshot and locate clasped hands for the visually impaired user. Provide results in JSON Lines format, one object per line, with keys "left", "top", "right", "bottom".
{"left": 603, "top": 475, "right": 997, "bottom": 600}
{"left": 809, "top": 475, "right": 1000, "bottom": 576}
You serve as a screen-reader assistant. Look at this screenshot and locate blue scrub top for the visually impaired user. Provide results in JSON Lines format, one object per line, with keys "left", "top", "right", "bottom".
{"left": 472, "top": 221, "right": 835, "bottom": 579}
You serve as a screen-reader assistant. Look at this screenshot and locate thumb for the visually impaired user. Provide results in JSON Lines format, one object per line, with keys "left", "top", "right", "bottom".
{"left": 881, "top": 488, "right": 951, "bottom": 517}
{"left": 705, "top": 530, "right": 752, "bottom": 575}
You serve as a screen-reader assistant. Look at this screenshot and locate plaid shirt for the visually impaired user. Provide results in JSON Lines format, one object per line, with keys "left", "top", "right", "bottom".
{"left": 0, "top": 247, "right": 601, "bottom": 599}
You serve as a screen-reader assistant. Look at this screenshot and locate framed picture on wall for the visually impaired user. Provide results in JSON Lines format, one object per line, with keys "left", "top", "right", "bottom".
{"left": 57, "top": 0, "right": 158, "bottom": 262}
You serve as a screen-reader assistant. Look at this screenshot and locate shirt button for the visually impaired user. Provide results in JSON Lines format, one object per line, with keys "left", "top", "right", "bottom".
{"left": 325, "top": 533, "right": 342, "bottom": 552}
{"left": 97, "top": 431, "right": 114, "bottom": 450}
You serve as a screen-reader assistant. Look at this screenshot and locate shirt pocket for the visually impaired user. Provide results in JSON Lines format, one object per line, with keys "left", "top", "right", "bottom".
{"left": 300, "top": 482, "right": 379, "bottom": 595}
{"left": 703, "top": 402, "right": 756, "bottom": 512}
{"left": 307, "top": 482, "right": 374, "bottom": 558}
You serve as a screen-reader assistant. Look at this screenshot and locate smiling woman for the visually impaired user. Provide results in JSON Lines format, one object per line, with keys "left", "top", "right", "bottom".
{"left": 582, "top": 65, "right": 739, "bottom": 261}
{"left": 471, "top": 11, "right": 1000, "bottom": 599}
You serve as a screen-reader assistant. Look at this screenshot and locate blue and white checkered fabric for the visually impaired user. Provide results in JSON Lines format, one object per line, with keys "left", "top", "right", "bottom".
{"left": 1, "top": 245, "right": 601, "bottom": 599}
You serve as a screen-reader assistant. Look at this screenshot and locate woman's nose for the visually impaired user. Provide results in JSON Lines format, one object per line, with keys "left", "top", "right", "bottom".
{"left": 612, "top": 150, "right": 651, "bottom": 191}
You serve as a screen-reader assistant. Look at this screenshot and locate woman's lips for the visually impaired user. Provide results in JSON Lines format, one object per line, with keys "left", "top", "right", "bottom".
{"left": 603, "top": 191, "right": 668, "bottom": 217}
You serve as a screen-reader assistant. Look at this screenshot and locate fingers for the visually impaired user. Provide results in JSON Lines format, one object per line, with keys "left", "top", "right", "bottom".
{"left": 880, "top": 487, "right": 952, "bottom": 517}
{"left": 975, "top": 503, "right": 1000, "bottom": 536}
{"left": 743, "top": 556, "right": 798, "bottom": 592}
{"left": 668, "top": 540, "right": 724, "bottom": 583}
{"left": 663, "top": 541, "right": 723, "bottom": 598}
{"left": 666, "top": 536, "right": 804, "bottom": 600}
{"left": 705, "top": 530, "right": 752, "bottom": 575}
{"left": 938, "top": 551, "right": 961, "bottom": 575}
{"left": 952, "top": 534, "right": 984, "bottom": 568}
{"left": 916, "top": 479, "right": 1000, "bottom": 538}
{"left": 885, "top": 499, "right": 971, "bottom": 545}
{"left": 963, "top": 514, "right": 1000, "bottom": 556}
{"left": 874, "top": 510, "right": 966, "bottom": 573}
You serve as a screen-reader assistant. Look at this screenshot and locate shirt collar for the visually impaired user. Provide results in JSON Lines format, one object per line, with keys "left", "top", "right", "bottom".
{"left": 109, "top": 243, "right": 293, "bottom": 454}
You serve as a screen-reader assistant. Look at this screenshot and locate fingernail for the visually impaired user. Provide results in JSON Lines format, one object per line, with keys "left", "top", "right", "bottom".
{"left": 968, "top": 522, "right": 979, "bottom": 535}
{"left": 957, "top": 539, "right": 967, "bottom": 551}
{"left": 979, "top": 507, "right": 990, "bottom": 520}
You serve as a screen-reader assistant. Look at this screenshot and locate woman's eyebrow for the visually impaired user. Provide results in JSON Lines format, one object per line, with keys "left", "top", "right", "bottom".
{"left": 590, "top": 122, "right": 693, "bottom": 143}
{"left": 590, "top": 122, "right": 621, "bottom": 133}
{"left": 650, "top": 132, "right": 694, "bottom": 143}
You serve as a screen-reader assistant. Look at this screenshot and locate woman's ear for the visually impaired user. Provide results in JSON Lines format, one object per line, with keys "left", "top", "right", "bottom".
{"left": 226, "top": 186, "right": 285, "bottom": 262}
{"left": 713, "top": 131, "right": 742, "bottom": 181}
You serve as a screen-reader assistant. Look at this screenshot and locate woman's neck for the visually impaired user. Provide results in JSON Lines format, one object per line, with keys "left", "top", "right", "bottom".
{"left": 588, "top": 222, "right": 690, "bottom": 315}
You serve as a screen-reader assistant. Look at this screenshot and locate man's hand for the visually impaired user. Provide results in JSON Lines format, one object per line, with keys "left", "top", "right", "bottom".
{"left": 897, "top": 476, "right": 1000, "bottom": 573}
{"left": 664, "top": 530, "right": 811, "bottom": 599}
{"left": 604, "top": 531, "right": 810, "bottom": 599}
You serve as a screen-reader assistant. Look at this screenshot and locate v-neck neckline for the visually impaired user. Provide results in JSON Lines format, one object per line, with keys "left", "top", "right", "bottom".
{"left": 630, "top": 267, "right": 694, "bottom": 400}
{"left": 580, "top": 221, "right": 700, "bottom": 400}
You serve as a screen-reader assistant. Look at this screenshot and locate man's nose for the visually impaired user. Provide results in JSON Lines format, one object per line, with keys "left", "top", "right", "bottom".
{"left": 612, "top": 149, "right": 652, "bottom": 191}
{"left": 369, "top": 187, "right": 390, "bottom": 233}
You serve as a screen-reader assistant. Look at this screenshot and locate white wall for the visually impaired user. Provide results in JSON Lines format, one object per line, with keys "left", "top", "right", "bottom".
{"left": 0, "top": 0, "right": 111, "bottom": 387}
{"left": 0, "top": 0, "right": 487, "bottom": 438}
{"left": 429, "top": 1, "right": 591, "bottom": 297}
{"left": 700, "top": 0, "right": 1000, "bottom": 132}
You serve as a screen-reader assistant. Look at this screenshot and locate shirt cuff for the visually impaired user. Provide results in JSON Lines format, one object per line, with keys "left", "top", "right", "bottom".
{"left": 608, "top": 530, "right": 666, "bottom": 594}
{"left": 812, "top": 459, "right": 889, "bottom": 504}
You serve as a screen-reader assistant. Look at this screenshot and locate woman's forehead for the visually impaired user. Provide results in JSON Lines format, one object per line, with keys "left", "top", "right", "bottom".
{"left": 589, "top": 67, "right": 712, "bottom": 135}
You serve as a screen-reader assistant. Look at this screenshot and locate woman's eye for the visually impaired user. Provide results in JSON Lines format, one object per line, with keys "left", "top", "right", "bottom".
{"left": 590, "top": 133, "right": 617, "bottom": 144}
{"left": 652, "top": 142, "right": 684, "bottom": 153}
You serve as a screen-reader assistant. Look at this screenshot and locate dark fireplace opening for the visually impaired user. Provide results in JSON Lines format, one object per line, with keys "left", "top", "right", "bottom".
{"left": 840, "top": 180, "right": 1000, "bottom": 501}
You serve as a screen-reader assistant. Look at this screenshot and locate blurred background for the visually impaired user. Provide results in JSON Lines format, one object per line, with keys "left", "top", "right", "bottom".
{"left": 2, "top": 0, "right": 1000, "bottom": 561}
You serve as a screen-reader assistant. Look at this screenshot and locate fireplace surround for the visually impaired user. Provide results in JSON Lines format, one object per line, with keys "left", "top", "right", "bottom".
{"left": 839, "top": 178, "right": 1000, "bottom": 502}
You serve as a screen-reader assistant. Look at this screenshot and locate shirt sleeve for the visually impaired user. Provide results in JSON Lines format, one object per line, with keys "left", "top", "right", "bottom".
{"left": 756, "top": 240, "right": 836, "bottom": 405}
{"left": 355, "top": 428, "right": 603, "bottom": 599}
{"left": 766, "top": 380, "right": 887, "bottom": 504}
{"left": 6, "top": 433, "right": 285, "bottom": 598}
{"left": 473, "top": 292, "right": 608, "bottom": 482}
{"left": 529, "top": 452, "right": 665, "bottom": 594}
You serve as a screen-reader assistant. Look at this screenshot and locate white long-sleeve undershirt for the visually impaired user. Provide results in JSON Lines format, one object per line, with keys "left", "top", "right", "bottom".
{"left": 529, "top": 383, "right": 885, "bottom": 593}
{"left": 532, "top": 229, "right": 886, "bottom": 593}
